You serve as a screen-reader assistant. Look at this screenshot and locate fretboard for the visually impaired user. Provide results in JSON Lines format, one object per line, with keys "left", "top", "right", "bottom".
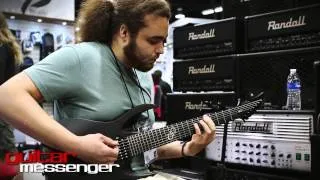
{"left": 119, "top": 99, "right": 261, "bottom": 159}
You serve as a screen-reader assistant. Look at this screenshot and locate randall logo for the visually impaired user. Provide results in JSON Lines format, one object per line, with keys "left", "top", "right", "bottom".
{"left": 232, "top": 122, "right": 273, "bottom": 134}
{"left": 268, "top": 16, "right": 306, "bottom": 31}
{"left": 188, "top": 64, "right": 215, "bottom": 75}
{"left": 185, "top": 101, "right": 211, "bottom": 111}
{"left": 188, "top": 29, "right": 215, "bottom": 40}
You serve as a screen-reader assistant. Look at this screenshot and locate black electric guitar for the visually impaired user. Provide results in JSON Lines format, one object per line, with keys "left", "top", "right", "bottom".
{"left": 47, "top": 99, "right": 262, "bottom": 164}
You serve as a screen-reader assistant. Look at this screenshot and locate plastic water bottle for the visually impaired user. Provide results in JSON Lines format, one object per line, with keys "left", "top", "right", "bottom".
{"left": 286, "top": 69, "right": 301, "bottom": 110}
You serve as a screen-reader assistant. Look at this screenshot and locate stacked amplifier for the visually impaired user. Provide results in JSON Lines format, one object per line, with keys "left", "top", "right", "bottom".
{"left": 173, "top": 55, "right": 237, "bottom": 92}
{"left": 241, "top": 4, "right": 320, "bottom": 114}
{"left": 173, "top": 17, "right": 244, "bottom": 59}
{"left": 170, "top": 2, "right": 320, "bottom": 179}
{"left": 170, "top": 16, "right": 242, "bottom": 122}
{"left": 245, "top": 4, "right": 320, "bottom": 52}
{"left": 172, "top": 17, "right": 243, "bottom": 93}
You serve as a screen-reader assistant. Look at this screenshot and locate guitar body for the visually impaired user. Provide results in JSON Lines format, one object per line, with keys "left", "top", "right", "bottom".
{"left": 42, "top": 100, "right": 262, "bottom": 179}
{"left": 43, "top": 104, "right": 156, "bottom": 179}
{"left": 58, "top": 104, "right": 156, "bottom": 138}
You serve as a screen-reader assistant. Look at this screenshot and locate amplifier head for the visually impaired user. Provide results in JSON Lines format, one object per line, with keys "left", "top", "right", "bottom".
{"left": 238, "top": 47, "right": 320, "bottom": 110}
{"left": 245, "top": 4, "right": 320, "bottom": 52}
{"left": 165, "top": 92, "right": 236, "bottom": 125}
{"left": 173, "top": 17, "right": 243, "bottom": 59}
{"left": 173, "top": 55, "right": 237, "bottom": 92}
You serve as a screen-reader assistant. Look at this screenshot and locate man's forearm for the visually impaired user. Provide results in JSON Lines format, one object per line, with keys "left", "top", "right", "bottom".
{"left": 0, "top": 78, "right": 80, "bottom": 153}
{"left": 156, "top": 141, "right": 184, "bottom": 160}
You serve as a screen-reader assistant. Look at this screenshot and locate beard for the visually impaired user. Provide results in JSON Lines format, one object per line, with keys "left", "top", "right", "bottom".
{"left": 123, "top": 38, "right": 155, "bottom": 72}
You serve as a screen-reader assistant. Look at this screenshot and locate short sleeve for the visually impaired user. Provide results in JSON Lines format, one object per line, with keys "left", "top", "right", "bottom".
{"left": 24, "top": 46, "right": 81, "bottom": 102}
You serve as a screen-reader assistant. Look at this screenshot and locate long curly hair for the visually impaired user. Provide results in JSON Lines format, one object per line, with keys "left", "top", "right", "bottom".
{"left": 0, "top": 12, "right": 22, "bottom": 65}
{"left": 76, "top": 0, "right": 171, "bottom": 44}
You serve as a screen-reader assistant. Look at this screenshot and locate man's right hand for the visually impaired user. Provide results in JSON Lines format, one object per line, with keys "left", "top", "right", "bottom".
{"left": 75, "top": 133, "right": 119, "bottom": 164}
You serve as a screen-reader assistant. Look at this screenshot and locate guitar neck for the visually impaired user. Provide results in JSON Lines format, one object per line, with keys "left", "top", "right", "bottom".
{"left": 124, "top": 119, "right": 196, "bottom": 157}
{"left": 118, "top": 99, "right": 261, "bottom": 159}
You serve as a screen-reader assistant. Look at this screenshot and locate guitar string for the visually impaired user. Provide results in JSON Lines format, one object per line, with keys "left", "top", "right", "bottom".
{"left": 128, "top": 100, "right": 261, "bottom": 157}
{"left": 123, "top": 100, "right": 261, "bottom": 156}
{"left": 124, "top": 100, "right": 261, "bottom": 156}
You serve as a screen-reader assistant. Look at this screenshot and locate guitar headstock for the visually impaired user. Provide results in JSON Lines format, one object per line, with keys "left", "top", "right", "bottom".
{"left": 235, "top": 99, "right": 263, "bottom": 121}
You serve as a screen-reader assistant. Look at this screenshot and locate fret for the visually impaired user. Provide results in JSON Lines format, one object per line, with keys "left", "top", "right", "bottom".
{"left": 137, "top": 133, "right": 143, "bottom": 153}
{"left": 162, "top": 126, "right": 168, "bottom": 146}
{"left": 146, "top": 132, "right": 152, "bottom": 150}
{"left": 183, "top": 121, "right": 189, "bottom": 138}
{"left": 142, "top": 132, "right": 149, "bottom": 151}
{"left": 126, "top": 139, "right": 130, "bottom": 157}
{"left": 228, "top": 109, "right": 233, "bottom": 121}
{"left": 163, "top": 127, "right": 168, "bottom": 146}
{"left": 214, "top": 112, "right": 220, "bottom": 125}
{"left": 156, "top": 128, "right": 161, "bottom": 147}
{"left": 149, "top": 129, "right": 156, "bottom": 150}
{"left": 178, "top": 122, "right": 183, "bottom": 139}
{"left": 173, "top": 123, "right": 178, "bottom": 140}
{"left": 151, "top": 129, "right": 155, "bottom": 147}
{"left": 129, "top": 135, "right": 136, "bottom": 156}
{"left": 192, "top": 118, "right": 197, "bottom": 125}
{"left": 181, "top": 122, "right": 186, "bottom": 139}
{"left": 185, "top": 121, "right": 189, "bottom": 138}
{"left": 176, "top": 123, "right": 180, "bottom": 140}
{"left": 236, "top": 106, "right": 241, "bottom": 114}
{"left": 221, "top": 110, "right": 226, "bottom": 123}
{"left": 159, "top": 127, "right": 164, "bottom": 147}
{"left": 134, "top": 135, "right": 140, "bottom": 155}
{"left": 120, "top": 139, "right": 126, "bottom": 158}
{"left": 152, "top": 129, "right": 157, "bottom": 148}
{"left": 119, "top": 139, "right": 127, "bottom": 159}
{"left": 186, "top": 121, "right": 192, "bottom": 137}
{"left": 138, "top": 134, "right": 144, "bottom": 154}
{"left": 148, "top": 130, "right": 154, "bottom": 150}
{"left": 136, "top": 134, "right": 142, "bottom": 154}
{"left": 125, "top": 139, "right": 130, "bottom": 157}
{"left": 147, "top": 131, "right": 152, "bottom": 149}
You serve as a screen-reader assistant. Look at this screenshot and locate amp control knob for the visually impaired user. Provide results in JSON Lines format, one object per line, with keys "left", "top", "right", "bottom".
{"left": 279, "top": 154, "right": 284, "bottom": 158}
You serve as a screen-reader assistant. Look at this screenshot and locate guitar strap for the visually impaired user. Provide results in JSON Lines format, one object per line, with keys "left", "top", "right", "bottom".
{"left": 109, "top": 46, "right": 152, "bottom": 130}
{"left": 109, "top": 46, "right": 157, "bottom": 168}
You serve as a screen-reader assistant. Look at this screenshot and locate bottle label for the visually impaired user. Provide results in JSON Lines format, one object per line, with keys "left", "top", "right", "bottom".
{"left": 287, "top": 82, "right": 301, "bottom": 89}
